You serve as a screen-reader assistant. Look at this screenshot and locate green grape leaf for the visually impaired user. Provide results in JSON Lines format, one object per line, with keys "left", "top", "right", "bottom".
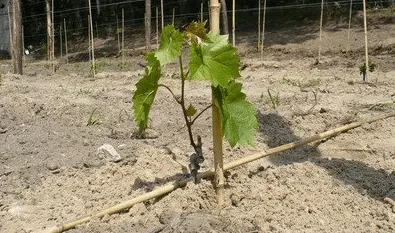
{"left": 216, "top": 81, "right": 258, "bottom": 147}
{"left": 189, "top": 32, "right": 240, "bottom": 87}
{"left": 132, "top": 53, "right": 161, "bottom": 131}
{"left": 186, "top": 104, "right": 197, "bottom": 117}
{"left": 155, "top": 25, "right": 184, "bottom": 65}
{"left": 183, "top": 21, "right": 208, "bottom": 44}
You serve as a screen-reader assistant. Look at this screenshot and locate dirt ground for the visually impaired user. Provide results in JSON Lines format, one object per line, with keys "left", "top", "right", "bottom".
{"left": 1, "top": 17, "right": 395, "bottom": 233}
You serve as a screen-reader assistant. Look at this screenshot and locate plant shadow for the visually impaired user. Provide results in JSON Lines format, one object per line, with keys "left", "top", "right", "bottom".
{"left": 256, "top": 110, "right": 395, "bottom": 201}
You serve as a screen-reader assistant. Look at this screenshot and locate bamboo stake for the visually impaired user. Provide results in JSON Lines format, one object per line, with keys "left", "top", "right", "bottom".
{"left": 258, "top": 0, "right": 261, "bottom": 50}
{"left": 362, "top": 0, "right": 369, "bottom": 82}
{"left": 209, "top": 0, "right": 224, "bottom": 207}
{"left": 63, "top": 18, "right": 68, "bottom": 64}
{"left": 260, "top": 0, "right": 266, "bottom": 58}
{"left": 161, "top": 0, "right": 164, "bottom": 29}
{"left": 116, "top": 15, "right": 120, "bottom": 53}
{"left": 172, "top": 7, "right": 175, "bottom": 25}
{"left": 51, "top": 0, "right": 55, "bottom": 73}
{"left": 44, "top": 111, "right": 395, "bottom": 233}
{"left": 347, "top": 0, "right": 353, "bottom": 53}
{"left": 122, "top": 8, "right": 125, "bottom": 64}
{"left": 59, "top": 24, "right": 62, "bottom": 58}
{"left": 88, "top": 0, "right": 95, "bottom": 76}
{"left": 88, "top": 15, "right": 91, "bottom": 62}
{"left": 8, "top": 5, "right": 13, "bottom": 61}
{"left": 156, "top": 7, "right": 159, "bottom": 47}
{"left": 318, "top": 0, "right": 324, "bottom": 63}
{"left": 22, "top": 25, "right": 25, "bottom": 61}
{"left": 201, "top": 2, "right": 204, "bottom": 22}
{"left": 232, "top": 0, "right": 235, "bottom": 46}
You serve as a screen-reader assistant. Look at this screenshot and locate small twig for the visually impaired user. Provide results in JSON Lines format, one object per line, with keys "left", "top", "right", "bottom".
{"left": 158, "top": 84, "right": 181, "bottom": 104}
{"left": 191, "top": 104, "right": 212, "bottom": 125}
{"left": 306, "top": 90, "right": 318, "bottom": 114}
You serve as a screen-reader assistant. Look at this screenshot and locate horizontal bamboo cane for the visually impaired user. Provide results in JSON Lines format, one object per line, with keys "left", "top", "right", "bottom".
{"left": 45, "top": 111, "right": 395, "bottom": 233}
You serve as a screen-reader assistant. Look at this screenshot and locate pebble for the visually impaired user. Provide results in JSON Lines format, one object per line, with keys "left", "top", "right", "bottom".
{"left": 97, "top": 144, "right": 122, "bottom": 162}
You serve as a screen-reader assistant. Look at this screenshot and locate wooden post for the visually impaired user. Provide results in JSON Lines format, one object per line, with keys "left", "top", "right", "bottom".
{"left": 362, "top": 0, "right": 369, "bottom": 82}
{"left": 220, "top": 0, "right": 229, "bottom": 35}
{"left": 88, "top": 15, "right": 91, "bottom": 62}
{"left": 10, "top": 0, "right": 23, "bottom": 75}
{"left": 22, "top": 25, "right": 25, "bottom": 61}
{"left": 122, "top": 8, "right": 125, "bottom": 64}
{"left": 64, "top": 18, "right": 68, "bottom": 64}
{"left": 318, "top": 0, "right": 324, "bottom": 63}
{"left": 201, "top": 2, "right": 204, "bottom": 22}
{"left": 232, "top": 0, "right": 235, "bottom": 46}
{"left": 51, "top": 0, "right": 55, "bottom": 62}
{"left": 145, "top": 0, "right": 151, "bottom": 52}
{"left": 260, "top": 0, "right": 266, "bottom": 58}
{"left": 172, "top": 7, "right": 175, "bottom": 25}
{"left": 59, "top": 24, "right": 62, "bottom": 58}
{"left": 161, "top": 0, "right": 164, "bottom": 29}
{"left": 347, "top": 0, "right": 353, "bottom": 53}
{"left": 258, "top": 0, "right": 261, "bottom": 50}
{"left": 209, "top": 0, "right": 224, "bottom": 206}
{"left": 116, "top": 15, "right": 120, "bottom": 53}
{"left": 46, "top": 0, "right": 53, "bottom": 61}
{"left": 88, "top": 0, "right": 95, "bottom": 76}
{"left": 156, "top": 7, "right": 159, "bottom": 47}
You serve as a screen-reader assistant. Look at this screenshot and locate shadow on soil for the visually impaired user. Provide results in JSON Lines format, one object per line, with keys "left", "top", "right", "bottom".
{"left": 256, "top": 110, "right": 395, "bottom": 201}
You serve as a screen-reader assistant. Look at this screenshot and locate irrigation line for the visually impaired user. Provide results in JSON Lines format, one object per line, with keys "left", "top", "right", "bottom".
{"left": 44, "top": 111, "right": 395, "bottom": 233}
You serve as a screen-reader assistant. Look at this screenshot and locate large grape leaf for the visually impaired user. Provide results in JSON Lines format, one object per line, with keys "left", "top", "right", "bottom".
{"left": 189, "top": 32, "right": 240, "bottom": 87}
{"left": 216, "top": 82, "right": 258, "bottom": 147}
{"left": 154, "top": 25, "right": 183, "bottom": 65}
{"left": 132, "top": 53, "right": 161, "bottom": 131}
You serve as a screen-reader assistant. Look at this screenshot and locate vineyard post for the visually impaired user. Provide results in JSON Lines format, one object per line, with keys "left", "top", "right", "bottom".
{"left": 232, "top": 0, "right": 235, "bottom": 46}
{"left": 156, "top": 7, "right": 159, "bottom": 47}
{"left": 88, "top": 0, "right": 96, "bottom": 77}
{"left": 10, "top": 0, "right": 23, "bottom": 75}
{"left": 145, "top": 0, "right": 151, "bottom": 51}
{"left": 64, "top": 18, "right": 68, "bottom": 64}
{"left": 172, "top": 7, "right": 175, "bottom": 25}
{"left": 161, "top": 0, "right": 164, "bottom": 29}
{"left": 116, "top": 15, "right": 120, "bottom": 53}
{"left": 260, "top": 0, "right": 266, "bottom": 58}
{"left": 59, "top": 24, "right": 62, "bottom": 58}
{"left": 362, "top": 0, "right": 369, "bottom": 82}
{"left": 347, "top": 0, "right": 353, "bottom": 53}
{"left": 318, "top": 0, "right": 324, "bottom": 63}
{"left": 258, "top": 0, "right": 261, "bottom": 50}
{"left": 7, "top": 5, "right": 13, "bottom": 66}
{"left": 201, "top": 2, "right": 204, "bottom": 22}
{"left": 122, "top": 8, "right": 125, "bottom": 64}
{"left": 209, "top": 0, "right": 224, "bottom": 206}
{"left": 88, "top": 15, "right": 91, "bottom": 62}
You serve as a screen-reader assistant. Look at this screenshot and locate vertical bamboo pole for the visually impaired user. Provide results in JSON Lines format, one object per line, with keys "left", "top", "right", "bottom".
{"left": 116, "top": 15, "right": 120, "bottom": 53}
{"left": 51, "top": 0, "right": 55, "bottom": 64}
{"left": 201, "top": 2, "right": 204, "bottom": 22}
{"left": 362, "top": 0, "right": 369, "bottom": 82}
{"left": 258, "top": 0, "right": 261, "bottom": 50}
{"left": 46, "top": 0, "right": 52, "bottom": 61}
{"left": 8, "top": 5, "right": 13, "bottom": 61}
{"left": 63, "top": 18, "right": 68, "bottom": 64}
{"left": 22, "top": 25, "right": 25, "bottom": 61}
{"left": 59, "top": 24, "right": 62, "bottom": 58}
{"left": 88, "top": 0, "right": 95, "bottom": 76}
{"left": 318, "top": 0, "right": 324, "bottom": 63}
{"left": 209, "top": 0, "right": 224, "bottom": 207}
{"left": 161, "top": 0, "right": 164, "bottom": 29}
{"left": 232, "top": 0, "right": 235, "bottom": 46}
{"left": 122, "top": 8, "right": 125, "bottom": 64}
{"left": 156, "top": 7, "right": 159, "bottom": 47}
{"left": 88, "top": 15, "right": 91, "bottom": 62}
{"left": 347, "top": 0, "right": 353, "bottom": 53}
{"left": 260, "top": 0, "right": 266, "bottom": 58}
{"left": 145, "top": 0, "right": 151, "bottom": 52}
{"left": 172, "top": 7, "right": 175, "bottom": 25}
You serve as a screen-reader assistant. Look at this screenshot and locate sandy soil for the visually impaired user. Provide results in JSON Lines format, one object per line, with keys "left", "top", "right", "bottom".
{"left": 1, "top": 18, "right": 395, "bottom": 233}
